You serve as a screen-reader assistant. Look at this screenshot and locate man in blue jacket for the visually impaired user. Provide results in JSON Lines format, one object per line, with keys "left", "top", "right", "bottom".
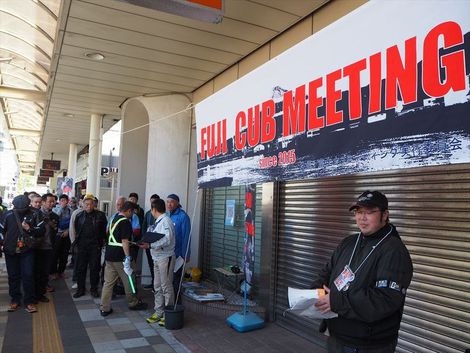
{"left": 166, "top": 194, "right": 190, "bottom": 302}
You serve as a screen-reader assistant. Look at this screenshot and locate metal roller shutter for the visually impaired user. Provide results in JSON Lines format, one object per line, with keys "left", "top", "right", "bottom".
{"left": 201, "top": 186, "right": 262, "bottom": 291}
{"left": 274, "top": 163, "right": 470, "bottom": 352}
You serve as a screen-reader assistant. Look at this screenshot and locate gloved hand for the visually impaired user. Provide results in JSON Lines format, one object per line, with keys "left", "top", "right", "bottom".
{"left": 123, "top": 255, "right": 133, "bottom": 276}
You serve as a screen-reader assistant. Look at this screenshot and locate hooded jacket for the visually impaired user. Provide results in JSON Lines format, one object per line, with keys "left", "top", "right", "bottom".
{"left": 1, "top": 207, "right": 45, "bottom": 255}
{"left": 311, "top": 223, "right": 413, "bottom": 348}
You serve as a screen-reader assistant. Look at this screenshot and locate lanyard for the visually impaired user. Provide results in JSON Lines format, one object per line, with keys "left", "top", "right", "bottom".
{"left": 348, "top": 225, "right": 393, "bottom": 275}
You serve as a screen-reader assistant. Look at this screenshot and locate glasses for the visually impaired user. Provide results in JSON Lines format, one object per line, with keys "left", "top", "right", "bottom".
{"left": 354, "top": 209, "right": 380, "bottom": 217}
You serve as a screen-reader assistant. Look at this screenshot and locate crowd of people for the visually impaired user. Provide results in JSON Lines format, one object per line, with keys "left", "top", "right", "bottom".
{"left": 0, "top": 191, "right": 191, "bottom": 327}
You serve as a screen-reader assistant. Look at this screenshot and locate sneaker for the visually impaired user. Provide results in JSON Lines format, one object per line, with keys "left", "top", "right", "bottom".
{"left": 146, "top": 312, "right": 161, "bottom": 324}
{"left": 129, "top": 301, "right": 148, "bottom": 311}
{"left": 71, "top": 283, "right": 78, "bottom": 289}
{"left": 158, "top": 317, "right": 165, "bottom": 327}
{"left": 37, "top": 295, "right": 50, "bottom": 303}
{"left": 100, "top": 308, "right": 113, "bottom": 317}
{"left": 25, "top": 304, "right": 37, "bottom": 313}
{"left": 142, "top": 284, "right": 154, "bottom": 291}
{"left": 8, "top": 303, "right": 19, "bottom": 312}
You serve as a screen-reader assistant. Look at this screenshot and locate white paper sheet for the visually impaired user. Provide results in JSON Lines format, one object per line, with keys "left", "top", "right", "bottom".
{"left": 174, "top": 256, "right": 185, "bottom": 273}
{"left": 288, "top": 287, "right": 338, "bottom": 319}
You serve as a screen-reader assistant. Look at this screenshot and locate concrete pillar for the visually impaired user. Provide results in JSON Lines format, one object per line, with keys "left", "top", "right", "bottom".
{"left": 67, "top": 143, "right": 77, "bottom": 196}
{"left": 86, "top": 114, "right": 102, "bottom": 196}
{"left": 95, "top": 123, "right": 104, "bottom": 200}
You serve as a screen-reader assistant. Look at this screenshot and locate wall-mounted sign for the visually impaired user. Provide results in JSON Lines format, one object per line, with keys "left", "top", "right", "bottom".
{"left": 42, "top": 159, "right": 61, "bottom": 171}
{"left": 225, "top": 199, "right": 235, "bottom": 226}
{"left": 39, "top": 169, "right": 54, "bottom": 177}
{"left": 37, "top": 176, "right": 49, "bottom": 184}
{"left": 101, "top": 167, "right": 118, "bottom": 176}
{"left": 195, "top": 0, "right": 470, "bottom": 188}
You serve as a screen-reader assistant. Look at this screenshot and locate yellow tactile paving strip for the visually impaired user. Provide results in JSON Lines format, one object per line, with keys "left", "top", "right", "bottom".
{"left": 32, "top": 294, "right": 64, "bottom": 353}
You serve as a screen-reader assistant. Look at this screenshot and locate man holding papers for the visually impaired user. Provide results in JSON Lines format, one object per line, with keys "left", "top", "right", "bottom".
{"left": 311, "top": 191, "right": 413, "bottom": 353}
{"left": 139, "top": 198, "right": 176, "bottom": 327}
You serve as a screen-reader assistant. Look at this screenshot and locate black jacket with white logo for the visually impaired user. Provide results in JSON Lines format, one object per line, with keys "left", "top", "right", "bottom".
{"left": 311, "top": 223, "right": 413, "bottom": 348}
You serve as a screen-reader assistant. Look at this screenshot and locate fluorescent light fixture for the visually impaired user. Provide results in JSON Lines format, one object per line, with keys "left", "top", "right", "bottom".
{"left": 85, "top": 52, "right": 105, "bottom": 61}
{"left": 117, "top": 0, "right": 224, "bottom": 23}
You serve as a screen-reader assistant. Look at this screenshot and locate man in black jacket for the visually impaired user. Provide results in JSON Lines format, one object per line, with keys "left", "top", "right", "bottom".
{"left": 0, "top": 195, "right": 45, "bottom": 313}
{"left": 73, "top": 194, "right": 107, "bottom": 298}
{"left": 313, "top": 191, "right": 413, "bottom": 353}
{"left": 34, "top": 193, "right": 59, "bottom": 303}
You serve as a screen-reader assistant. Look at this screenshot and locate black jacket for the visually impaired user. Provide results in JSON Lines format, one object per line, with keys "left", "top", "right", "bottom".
{"left": 311, "top": 224, "right": 413, "bottom": 348}
{"left": 74, "top": 210, "right": 107, "bottom": 247}
{"left": 0, "top": 208, "right": 45, "bottom": 255}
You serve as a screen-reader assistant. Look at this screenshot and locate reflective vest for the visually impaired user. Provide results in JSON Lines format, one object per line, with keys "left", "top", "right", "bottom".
{"left": 108, "top": 216, "right": 127, "bottom": 247}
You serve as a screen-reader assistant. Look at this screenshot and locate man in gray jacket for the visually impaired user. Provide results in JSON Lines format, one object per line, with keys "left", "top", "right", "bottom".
{"left": 139, "top": 198, "right": 175, "bottom": 326}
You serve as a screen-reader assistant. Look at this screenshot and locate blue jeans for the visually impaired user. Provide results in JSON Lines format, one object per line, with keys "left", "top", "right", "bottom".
{"left": 5, "top": 251, "right": 35, "bottom": 305}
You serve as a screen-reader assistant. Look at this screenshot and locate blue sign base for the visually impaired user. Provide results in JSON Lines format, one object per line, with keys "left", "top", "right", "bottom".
{"left": 226, "top": 311, "right": 265, "bottom": 333}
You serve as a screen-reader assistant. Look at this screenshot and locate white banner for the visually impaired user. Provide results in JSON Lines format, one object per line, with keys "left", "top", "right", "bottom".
{"left": 195, "top": 0, "right": 470, "bottom": 188}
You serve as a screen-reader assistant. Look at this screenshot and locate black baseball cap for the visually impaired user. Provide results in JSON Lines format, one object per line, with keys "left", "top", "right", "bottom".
{"left": 349, "top": 191, "right": 388, "bottom": 211}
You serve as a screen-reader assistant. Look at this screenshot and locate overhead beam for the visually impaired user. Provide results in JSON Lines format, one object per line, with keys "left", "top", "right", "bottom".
{"left": 9, "top": 128, "right": 42, "bottom": 137}
{"left": 0, "top": 86, "right": 47, "bottom": 102}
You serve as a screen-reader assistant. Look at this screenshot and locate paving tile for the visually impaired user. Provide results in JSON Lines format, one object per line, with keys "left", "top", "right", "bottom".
{"left": 139, "top": 328, "right": 157, "bottom": 337}
{"left": 152, "top": 343, "right": 177, "bottom": 353}
{"left": 120, "top": 337, "right": 150, "bottom": 348}
{"left": 111, "top": 323, "right": 137, "bottom": 332}
{"left": 88, "top": 332, "right": 118, "bottom": 343}
{"left": 84, "top": 319, "right": 108, "bottom": 328}
{"left": 92, "top": 341, "right": 123, "bottom": 351}
{"left": 134, "top": 322, "right": 151, "bottom": 330}
{"left": 145, "top": 335, "right": 166, "bottom": 345}
{"left": 79, "top": 308, "right": 105, "bottom": 322}
{"left": 126, "top": 347, "right": 159, "bottom": 353}
{"left": 115, "top": 329, "right": 143, "bottom": 340}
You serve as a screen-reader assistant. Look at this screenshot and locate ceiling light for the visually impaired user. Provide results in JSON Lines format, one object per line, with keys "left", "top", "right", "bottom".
{"left": 0, "top": 57, "right": 13, "bottom": 63}
{"left": 64, "top": 113, "right": 74, "bottom": 118}
{"left": 85, "top": 52, "right": 105, "bottom": 61}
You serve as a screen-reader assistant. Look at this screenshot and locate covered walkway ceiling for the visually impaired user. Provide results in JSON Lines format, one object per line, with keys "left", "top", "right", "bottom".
{"left": 0, "top": 0, "right": 328, "bottom": 177}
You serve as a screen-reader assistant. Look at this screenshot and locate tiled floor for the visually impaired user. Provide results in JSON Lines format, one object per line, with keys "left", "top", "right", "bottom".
{"left": 0, "top": 257, "right": 326, "bottom": 353}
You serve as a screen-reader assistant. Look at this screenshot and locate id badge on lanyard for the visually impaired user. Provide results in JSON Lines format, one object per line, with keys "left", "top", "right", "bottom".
{"left": 334, "top": 265, "right": 355, "bottom": 292}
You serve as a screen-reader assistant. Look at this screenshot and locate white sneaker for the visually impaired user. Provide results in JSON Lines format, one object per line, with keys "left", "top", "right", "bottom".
{"left": 72, "top": 283, "right": 78, "bottom": 289}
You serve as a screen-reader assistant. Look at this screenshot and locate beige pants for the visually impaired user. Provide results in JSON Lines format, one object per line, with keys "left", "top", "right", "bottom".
{"left": 100, "top": 260, "right": 138, "bottom": 312}
{"left": 154, "top": 255, "right": 176, "bottom": 316}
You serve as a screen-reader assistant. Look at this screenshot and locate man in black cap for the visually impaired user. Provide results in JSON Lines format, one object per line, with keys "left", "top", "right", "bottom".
{"left": 99, "top": 201, "right": 146, "bottom": 316}
{"left": 0, "top": 194, "right": 45, "bottom": 313}
{"left": 312, "top": 191, "right": 413, "bottom": 353}
{"left": 166, "top": 193, "right": 190, "bottom": 302}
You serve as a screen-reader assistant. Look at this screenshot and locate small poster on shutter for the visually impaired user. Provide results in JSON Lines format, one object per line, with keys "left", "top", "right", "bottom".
{"left": 225, "top": 199, "right": 235, "bottom": 226}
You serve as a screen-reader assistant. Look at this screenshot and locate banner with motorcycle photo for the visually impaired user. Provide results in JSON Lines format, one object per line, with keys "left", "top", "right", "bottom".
{"left": 195, "top": 0, "right": 470, "bottom": 188}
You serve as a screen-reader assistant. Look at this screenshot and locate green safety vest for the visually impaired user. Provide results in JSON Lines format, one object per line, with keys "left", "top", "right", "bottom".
{"left": 108, "top": 216, "right": 127, "bottom": 247}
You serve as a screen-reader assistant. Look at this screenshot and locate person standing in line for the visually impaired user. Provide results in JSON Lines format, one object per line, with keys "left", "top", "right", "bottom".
{"left": 34, "top": 193, "right": 59, "bottom": 303}
{"left": 29, "top": 193, "right": 42, "bottom": 211}
{"left": 50, "top": 194, "right": 72, "bottom": 280}
{"left": 99, "top": 201, "right": 147, "bottom": 316}
{"left": 1, "top": 195, "right": 45, "bottom": 313}
{"left": 141, "top": 194, "right": 160, "bottom": 291}
{"left": 312, "top": 191, "right": 413, "bottom": 353}
{"left": 166, "top": 194, "right": 190, "bottom": 302}
{"left": 69, "top": 194, "right": 84, "bottom": 289}
{"left": 140, "top": 198, "right": 175, "bottom": 326}
{"left": 73, "top": 194, "right": 107, "bottom": 298}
